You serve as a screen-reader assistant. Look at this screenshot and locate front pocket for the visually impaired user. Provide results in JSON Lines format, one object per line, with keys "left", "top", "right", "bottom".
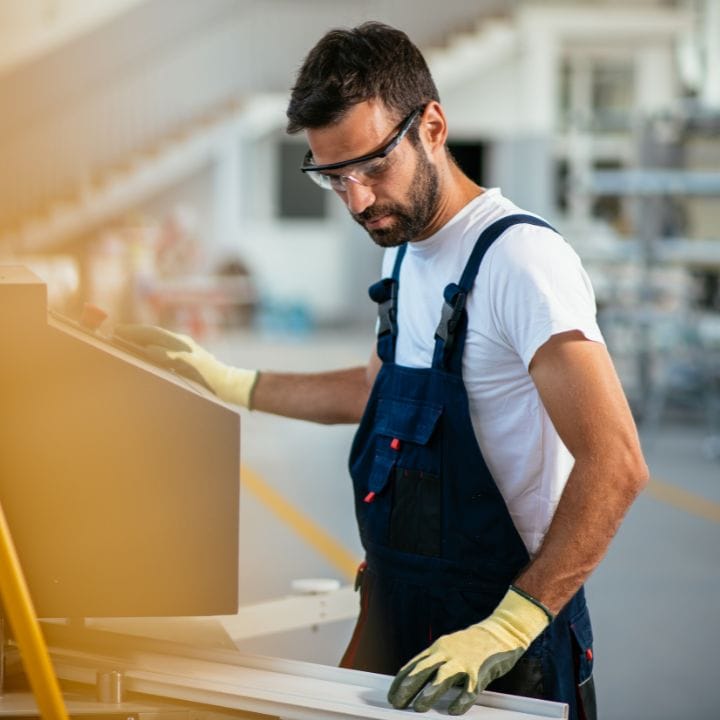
{"left": 360, "top": 398, "right": 444, "bottom": 549}
{"left": 367, "top": 452, "right": 396, "bottom": 495}
{"left": 569, "top": 605, "right": 594, "bottom": 685}
{"left": 570, "top": 604, "right": 597, "bottom": 720}
{"left": 389, "top": 467, "right": 442, "bottom": 557}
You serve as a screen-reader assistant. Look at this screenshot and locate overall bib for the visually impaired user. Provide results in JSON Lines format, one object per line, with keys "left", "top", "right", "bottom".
{"left": 342, "top": 215, "right": 597, "bottom": 720}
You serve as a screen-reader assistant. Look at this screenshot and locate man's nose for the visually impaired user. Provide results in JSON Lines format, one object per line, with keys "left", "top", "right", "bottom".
{"left": 343, "top": 181, "right": 375, "bottom": 215}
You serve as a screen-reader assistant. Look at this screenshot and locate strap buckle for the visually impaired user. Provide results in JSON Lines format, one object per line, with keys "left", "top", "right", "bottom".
{"left": 369, "top": 278, "right": 399, "bottom": 337}
{"left": 434, "top": 284, "right": 467, "bottom": 353}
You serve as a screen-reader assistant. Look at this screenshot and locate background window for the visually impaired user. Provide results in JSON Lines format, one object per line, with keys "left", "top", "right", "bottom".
{"left": 278, "top": 142, "right": 327, "bottom": 219}
{"left": 448, "top": 141, "right": 486, "bottom": 185}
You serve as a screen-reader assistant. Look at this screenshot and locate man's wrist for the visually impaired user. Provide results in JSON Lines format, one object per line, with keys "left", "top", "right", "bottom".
{"left": 217, "top": 367, "right": 259, "bottom": 408}
{"left": 247, "top": 370, "right": 261, "bottom": 410}
{"left": 509, "top": 584, "right": 555, "bottom": 623}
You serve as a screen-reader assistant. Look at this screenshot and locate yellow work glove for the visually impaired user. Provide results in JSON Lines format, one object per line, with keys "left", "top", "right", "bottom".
{"left": 387, "top": 586, "right": 552, "bottom": 715}
{"left": 114, "top": 324, "right": 259, "bottom": 408}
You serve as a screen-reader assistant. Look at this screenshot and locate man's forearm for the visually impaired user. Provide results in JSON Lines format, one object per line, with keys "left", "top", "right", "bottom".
{"left": 521, "top": 331, "right": 650, "bottom": 615}
{"left": 251, "top": 366, "right": 371, "bottom": 424}
{"left": 514, "top": 452, "right": 648, "bottom": 615}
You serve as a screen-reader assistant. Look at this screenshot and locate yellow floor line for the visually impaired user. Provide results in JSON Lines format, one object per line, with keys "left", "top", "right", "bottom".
{"left": 241, "top": 465, "right": 361, "bottom": 583}
{"left": 646, "top": 477, "right": 720, "bottom": 524}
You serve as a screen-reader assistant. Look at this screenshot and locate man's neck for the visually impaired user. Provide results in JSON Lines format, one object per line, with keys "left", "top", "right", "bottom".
{"left": 418, "top": 164, "right": 484, "bottom": 241}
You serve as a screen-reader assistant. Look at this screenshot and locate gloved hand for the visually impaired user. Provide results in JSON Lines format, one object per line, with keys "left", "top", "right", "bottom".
{"left": 114, "top": 324, "right": 259, "bottom": 408}
{"left": 387, "top": 586, "right": 551, "bottom": 715}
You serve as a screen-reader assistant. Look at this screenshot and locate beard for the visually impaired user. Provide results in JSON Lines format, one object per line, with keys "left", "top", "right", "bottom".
{"left": 351, "top": 148, "right": 440, "bottom": 248}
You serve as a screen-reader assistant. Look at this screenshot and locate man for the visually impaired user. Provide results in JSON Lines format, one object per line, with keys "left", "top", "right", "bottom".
{"left": 117, "top": 22, "right": 648, "bottom": 719}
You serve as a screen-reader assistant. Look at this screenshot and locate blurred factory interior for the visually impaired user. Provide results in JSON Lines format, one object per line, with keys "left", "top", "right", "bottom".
{"left": 0, "top": 1, "right": 719, "bottom": 719}
{"left": 2, "top": 0, "right": 720, "bottom": 415}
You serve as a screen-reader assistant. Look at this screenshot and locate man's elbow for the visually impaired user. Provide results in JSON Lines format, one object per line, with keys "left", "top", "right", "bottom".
{"left": 620, "top": 444, "right": 650, "bottom": 498}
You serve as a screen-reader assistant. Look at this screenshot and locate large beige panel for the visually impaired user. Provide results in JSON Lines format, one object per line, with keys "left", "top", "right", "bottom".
{"left": 0, "top": 266, "right": 240, "bottom": 618}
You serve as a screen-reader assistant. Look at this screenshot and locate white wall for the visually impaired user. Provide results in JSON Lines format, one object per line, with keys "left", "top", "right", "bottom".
{"left": 0, "top": 0, "right": 145, "bottom": 73}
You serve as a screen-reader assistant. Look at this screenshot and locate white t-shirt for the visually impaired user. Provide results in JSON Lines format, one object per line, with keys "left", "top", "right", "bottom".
{"left": 381, "top": 188, "right": 604, "bottom": 555}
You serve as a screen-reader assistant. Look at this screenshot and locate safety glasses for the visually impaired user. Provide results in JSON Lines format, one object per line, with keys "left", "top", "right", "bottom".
{"left": 301, "top": 107, "right": 423, "bottom": 192}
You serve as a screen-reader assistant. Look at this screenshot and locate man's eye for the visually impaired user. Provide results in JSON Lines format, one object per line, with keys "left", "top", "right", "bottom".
{"left": 320, "top": 173, "right": 342, "bottom": 188}
{"left": 363, "top": 159, "right": 389, "bottom": 178}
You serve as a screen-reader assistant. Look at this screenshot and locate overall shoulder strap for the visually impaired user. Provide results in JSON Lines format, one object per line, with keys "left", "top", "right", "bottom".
{"left": 368, "top": 243, "right": 408, "bottom": 363}
{"left": 432, "top": 214, "right": 556, "bottom": 373}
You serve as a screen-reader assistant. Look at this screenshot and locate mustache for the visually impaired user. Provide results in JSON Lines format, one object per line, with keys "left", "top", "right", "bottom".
{"left": 353, "top": 204, "right": 401, "bottom": 224}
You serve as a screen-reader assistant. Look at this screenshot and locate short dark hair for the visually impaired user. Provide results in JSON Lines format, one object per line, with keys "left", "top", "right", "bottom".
{"left": 286, "top": 21, "right": 440, "bottom": 134}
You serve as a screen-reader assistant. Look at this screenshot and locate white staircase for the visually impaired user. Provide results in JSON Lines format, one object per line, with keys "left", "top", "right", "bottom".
{"left": 425, "top": 16, "right": 518, "bottom": 91}
{"left": 0, "top": 5, "right": 521, "bottom": 258}
{"left": 0, "top": 94, "right": 285, "bottom": 255}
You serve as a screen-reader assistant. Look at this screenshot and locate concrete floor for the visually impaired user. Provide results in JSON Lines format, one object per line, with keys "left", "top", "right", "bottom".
{"left": 208, "top": 327, "right": 720, "bottom": 720}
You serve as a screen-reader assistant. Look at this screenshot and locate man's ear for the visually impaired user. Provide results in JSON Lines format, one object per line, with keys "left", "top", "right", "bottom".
{"left": 419, "top": 101, "right": 448, "bottom": 156}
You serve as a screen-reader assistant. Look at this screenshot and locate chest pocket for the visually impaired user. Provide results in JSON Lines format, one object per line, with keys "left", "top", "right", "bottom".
{"left": 375, "top": 398, "right": 443, "bottom": 445}
{"left": 366, "top": 399, "right": 444, "bottom": 557}
{"left": 370, "top": 398, "right": 443, "bottom": 492}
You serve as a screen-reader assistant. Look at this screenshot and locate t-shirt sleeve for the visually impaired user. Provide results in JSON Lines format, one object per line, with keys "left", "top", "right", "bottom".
{"left": 485, "top": 225, "right": 605, "bottom": 369}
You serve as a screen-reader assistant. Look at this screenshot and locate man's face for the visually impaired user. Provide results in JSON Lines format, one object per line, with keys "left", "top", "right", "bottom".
{"left": 305, "top": 101, "right": 440, "bottom": 247}
{"left": 352, "top": 144, "right": 440, "bottom": 248}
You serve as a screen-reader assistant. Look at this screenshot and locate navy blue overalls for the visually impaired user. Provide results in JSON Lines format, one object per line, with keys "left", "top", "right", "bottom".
{"left": 341, "top": 215, "right": 597, "bottom": 720}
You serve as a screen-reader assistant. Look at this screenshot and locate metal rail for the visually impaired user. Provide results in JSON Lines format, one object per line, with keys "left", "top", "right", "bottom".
{"left": 41, "top": 622, "right": 567, "bottom": 720}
